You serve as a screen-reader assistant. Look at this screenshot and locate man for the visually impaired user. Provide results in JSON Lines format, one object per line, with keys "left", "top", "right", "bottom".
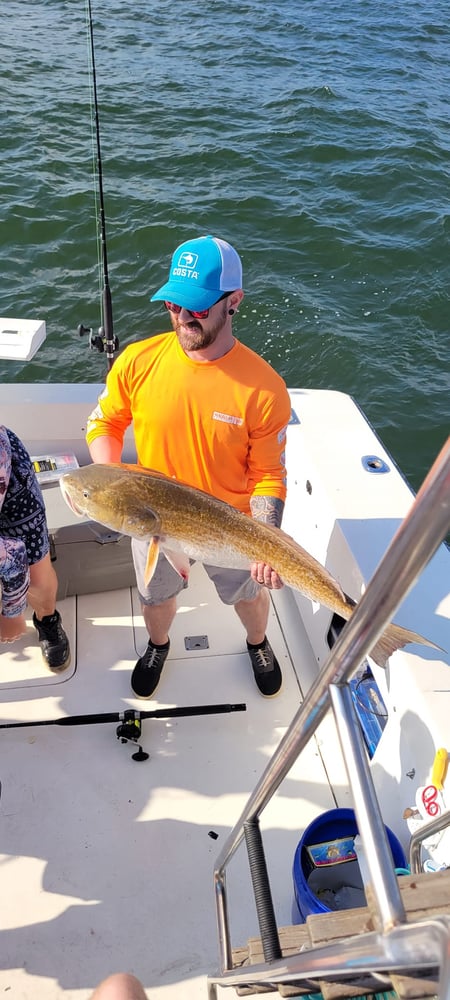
{"left": 90, "top": 974, "right": 147, "bottom": 1000}
{"left": 86, "top": 234, "right": 291, "bottom": 699}
{"left": 0, "top": 425, "right": 70, "bottom": 669}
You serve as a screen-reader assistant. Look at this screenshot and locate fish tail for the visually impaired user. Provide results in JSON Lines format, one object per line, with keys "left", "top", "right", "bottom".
{"left": 369, "top": 623, "right": 443, "bottom": 668}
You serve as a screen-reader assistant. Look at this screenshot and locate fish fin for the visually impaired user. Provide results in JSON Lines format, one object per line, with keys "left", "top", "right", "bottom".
{"left": 161, "top": 546, "right": 191, "bottom": 582}
{"left": 369, "top": 623, "right": 444, "bottom": 668}
{"left": 144, "top": 538, "right": 160, "bottom": 586}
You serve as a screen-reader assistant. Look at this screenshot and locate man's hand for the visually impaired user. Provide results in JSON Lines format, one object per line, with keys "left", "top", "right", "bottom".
{"left": 250, "top": 562, "right": 283, "bottom": 590}
{"left": 249, "top": 496, "right": 285, "bottom": 588}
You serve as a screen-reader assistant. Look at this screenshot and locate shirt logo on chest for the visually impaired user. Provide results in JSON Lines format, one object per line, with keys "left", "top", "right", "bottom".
{"left": 212, "top": 411, "right": 243, "bottom": 427}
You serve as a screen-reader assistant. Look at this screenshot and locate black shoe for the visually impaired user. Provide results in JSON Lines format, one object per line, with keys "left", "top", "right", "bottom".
{"left": 247, "top": 637, "right": 282, "bottom": 697}
{"left": 131, "top": 640, "right": 170, "bottom": 699}
{"left": 33, "top": 611, "right": 70, "bottom": 672}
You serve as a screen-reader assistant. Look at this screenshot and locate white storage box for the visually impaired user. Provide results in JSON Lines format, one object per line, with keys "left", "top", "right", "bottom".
{"left": 0, "top": 317, "right": 46, "bottom": 361}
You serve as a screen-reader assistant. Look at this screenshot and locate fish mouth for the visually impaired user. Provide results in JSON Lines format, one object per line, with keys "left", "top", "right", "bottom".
{"left": 59, "top": 478, "right": 85, "bottom": 518}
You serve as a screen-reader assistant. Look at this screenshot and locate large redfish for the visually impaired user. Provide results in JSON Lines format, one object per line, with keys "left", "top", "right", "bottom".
{"left": 60, "top": 463, "right": 437, "bottom": 667}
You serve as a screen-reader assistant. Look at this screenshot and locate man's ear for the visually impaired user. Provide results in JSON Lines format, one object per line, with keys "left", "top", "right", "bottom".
{"left": 230, "top": 290, "right": 244, "bottom": 312}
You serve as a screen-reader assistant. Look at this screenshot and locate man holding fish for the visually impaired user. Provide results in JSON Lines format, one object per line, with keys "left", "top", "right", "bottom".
{"left": 85, "top": 235, "right": 292, "bottom": 699}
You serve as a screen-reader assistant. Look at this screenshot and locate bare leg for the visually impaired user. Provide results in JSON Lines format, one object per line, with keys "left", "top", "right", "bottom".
{"left": 141, "top": 596, "right": 177, "bottom": 645}
{"left": 28, "top": 553, "right": 58, "bottom": 619}
{"left": 27, "top": 553, "right": 69, "bottom": 669}
{"left": 0, "top": 613, "right": 27, "bottom": 643}
{"left": 234, "top": 587, "right": 281, "bottom": 696}
{"left": 90, "top": 973, "right": 148, "bottom": 1000}
{"left": 234, "top": 587, "right": 270, "bottom": 644}
{"left": 131, "top": 597, "right": 176, "bottom": 698}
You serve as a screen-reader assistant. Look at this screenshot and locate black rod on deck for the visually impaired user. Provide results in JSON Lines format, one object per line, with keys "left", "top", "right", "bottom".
{"left": 0, "top": 703, "right": 246, "bottom": 732}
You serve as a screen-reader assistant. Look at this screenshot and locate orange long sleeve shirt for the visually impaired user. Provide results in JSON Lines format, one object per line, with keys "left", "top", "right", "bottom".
{"left": 86, "top": 333, "right": 291, "bottom": 514}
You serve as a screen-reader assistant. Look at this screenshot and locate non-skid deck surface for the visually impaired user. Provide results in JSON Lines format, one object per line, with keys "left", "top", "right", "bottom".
{"left": 0, "top": 564, "right": 336, "bottom": 1000}
{"left": 0, "top": 595, "right": 77, "bottom": 697}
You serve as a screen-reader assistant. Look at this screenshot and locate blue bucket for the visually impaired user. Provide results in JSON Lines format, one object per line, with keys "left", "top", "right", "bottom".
{"left": 292, "top": 808, "right": 407, "bottom": 923}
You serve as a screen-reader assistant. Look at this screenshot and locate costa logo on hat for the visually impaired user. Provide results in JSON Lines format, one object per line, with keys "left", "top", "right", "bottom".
{"left": 178, "top": 251, "right": 199, "bottom": 270}
{"left": 151, "top": 235, "right": 243, "bottom": 312}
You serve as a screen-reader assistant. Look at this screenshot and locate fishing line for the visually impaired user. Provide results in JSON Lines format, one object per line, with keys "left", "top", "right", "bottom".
{"left": 83, "top": 0, "right": 118, "bottom": 369}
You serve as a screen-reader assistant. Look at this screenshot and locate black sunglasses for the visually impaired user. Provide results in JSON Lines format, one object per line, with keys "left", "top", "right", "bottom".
{"left": 164, "top": 291, "right": 231, "bottom": 320}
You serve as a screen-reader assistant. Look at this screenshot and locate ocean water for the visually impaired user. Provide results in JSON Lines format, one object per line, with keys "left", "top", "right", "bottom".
{"left": 1, "top": 0, "right": 449, "bottom": 492}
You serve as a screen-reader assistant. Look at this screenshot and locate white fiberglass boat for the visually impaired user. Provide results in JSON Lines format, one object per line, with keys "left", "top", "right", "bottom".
{"left": 0, "top": 319, "right": 449, "bottom": 1000}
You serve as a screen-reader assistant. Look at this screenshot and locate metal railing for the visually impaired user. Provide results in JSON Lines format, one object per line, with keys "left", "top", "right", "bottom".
{"left": 410, "top": 809, "right": 450, "bottom": 874}
{"left": 208, "top": 435, "right": 450, "bottom": 997}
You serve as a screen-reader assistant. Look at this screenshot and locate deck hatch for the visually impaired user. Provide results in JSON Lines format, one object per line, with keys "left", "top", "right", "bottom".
{"left": 184, "top": 635, "right": 210, "bottom": 650}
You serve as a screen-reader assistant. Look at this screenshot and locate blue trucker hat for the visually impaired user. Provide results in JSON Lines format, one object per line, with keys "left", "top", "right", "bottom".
{"left": 150, "top": 235, "right": 243, "bottom": 311}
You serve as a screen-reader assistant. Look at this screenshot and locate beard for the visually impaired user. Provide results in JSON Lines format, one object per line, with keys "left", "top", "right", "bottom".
{"left": 172, "top": 301, "right": 229, "bottom": 352}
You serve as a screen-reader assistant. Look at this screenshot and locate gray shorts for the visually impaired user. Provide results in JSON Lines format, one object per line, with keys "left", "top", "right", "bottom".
{"left": 131, "top": 538, "right": 260, "bottom": 606}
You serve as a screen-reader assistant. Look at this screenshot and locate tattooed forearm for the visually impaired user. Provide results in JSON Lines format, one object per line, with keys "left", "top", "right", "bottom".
{"left": 250, "top": 495, "right": 284, "bottom": 528}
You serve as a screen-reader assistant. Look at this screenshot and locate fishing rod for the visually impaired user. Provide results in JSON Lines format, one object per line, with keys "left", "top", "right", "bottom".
{"left": 0, "top": 703, "right": 247, "bottom": 762}
{"left": 78, "top": 0, "right": 118, "bottom": 369}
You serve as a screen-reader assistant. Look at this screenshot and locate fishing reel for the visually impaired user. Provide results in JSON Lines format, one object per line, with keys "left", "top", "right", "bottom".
{"left": 78, "top": 323, "right": 119, "bottom": 355}
{"left": 116, "top": 710, "right": 149, "bottom": 762}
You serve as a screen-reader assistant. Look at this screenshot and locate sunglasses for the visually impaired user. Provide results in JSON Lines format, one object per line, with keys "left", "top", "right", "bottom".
{"left": 164, "top": 291, "right": 230, "bottom": 320}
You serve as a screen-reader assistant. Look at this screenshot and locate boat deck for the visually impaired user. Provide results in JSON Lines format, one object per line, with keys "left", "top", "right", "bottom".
{"left": 1, "top": 385, "right": 448, "bottom": 999}
{"left": 0, "top": 565, "right": 340, "bottom": 1000}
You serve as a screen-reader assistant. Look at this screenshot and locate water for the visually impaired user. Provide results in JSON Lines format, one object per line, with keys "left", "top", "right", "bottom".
{"left": 1, "top": 0, "right": 449, "bottom": 491}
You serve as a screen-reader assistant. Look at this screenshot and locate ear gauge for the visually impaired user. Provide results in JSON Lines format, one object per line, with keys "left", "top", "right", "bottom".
{"left": 228, "top": 308, "right": 235, "bottom": 315}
